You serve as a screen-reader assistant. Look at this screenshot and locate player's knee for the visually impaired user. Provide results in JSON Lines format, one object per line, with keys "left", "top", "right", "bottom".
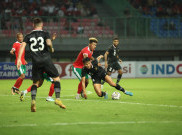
{"left": 53, "top": 77, "right": 60, "bottom": 82}
{"left": 107, "top": 72, "right": 111, "bottom": 76}
{"left": 20, "top": 74, "right": 25, "bottom": 79}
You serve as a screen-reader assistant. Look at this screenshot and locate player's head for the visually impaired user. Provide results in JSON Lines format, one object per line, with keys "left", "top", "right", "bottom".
{"left": 83, "top": 57, "right": 92, "bottom": 69}
{"left": 16, "top": 32, "right": 23, "bottom": 43}
{"left": 33, "top": 17, "right": 43, "bottom": 28}
{"left": 113, "top": 37, "right": 119, "bottom": 47}
{"left": 89, "top": 37, "right": 98, "bottom": 51}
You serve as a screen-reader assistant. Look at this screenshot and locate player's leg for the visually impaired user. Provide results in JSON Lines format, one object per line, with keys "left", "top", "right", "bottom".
{"left": 116, "top": 63, "right": 122, "bottom": 84}
{"left": 46, "top": 83, "right": 55, "bottom": 102}
{"left": 105, "top": 75, "right": 133, "bottom": 96}
{"left": 11, "top": 65, "right": 26, "bottom": 95}
{"left": 52, "top": 77, "right": 66, "bottom": 109}
{"left": 93, "top": 84, "right": 108, "bottom": 99}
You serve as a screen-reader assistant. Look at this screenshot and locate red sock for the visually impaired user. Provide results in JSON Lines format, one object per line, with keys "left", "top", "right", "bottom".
{"left": 48, "top": 83, "right": 54, "bottom": 97}
{"left": 77, "top": 81, "right": 82, "bottom": 94}
{"left": 14, "top": 77, "right": 23, "bottom": 89}
{"left": 27, "top": 86, "right": 32, "bottom": 92}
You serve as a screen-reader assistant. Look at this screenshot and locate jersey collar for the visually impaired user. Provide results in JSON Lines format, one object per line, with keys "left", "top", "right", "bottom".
{"left": 113, "top": 44, "right": 117, "bottom": 48}
{"left": 32, "top": 29, "right": 43, "bottom": 31}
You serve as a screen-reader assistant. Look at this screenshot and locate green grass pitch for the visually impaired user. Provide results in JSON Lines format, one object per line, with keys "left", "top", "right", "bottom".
{"left": 0, "top": 78, "right": 182, "bottom": 135}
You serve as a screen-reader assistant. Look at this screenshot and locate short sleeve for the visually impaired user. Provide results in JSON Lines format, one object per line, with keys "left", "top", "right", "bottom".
{"left": 12, "top": 43, "right": 16, "bottom": 50}
{"left": 107, "top": 46, "right": 112, "bottom": 54}
{"left": 45, "top": 32, "right": 51, "bottom": 40}
{"left": 81, "top": 68, "right": 87, "bottom": 77}
{"left": 82, "top": 48, "right": 89, "bottom": 56}
{"left": 23, "top": 35, "right": 29, "bottom": 43}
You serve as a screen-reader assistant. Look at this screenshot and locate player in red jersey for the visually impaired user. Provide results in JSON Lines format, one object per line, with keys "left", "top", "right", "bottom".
{"left": 10, "top": 33, "right": 27, "bottom": 95}
{"left": 72, "top": 37, "right": 98, "bottom": 99}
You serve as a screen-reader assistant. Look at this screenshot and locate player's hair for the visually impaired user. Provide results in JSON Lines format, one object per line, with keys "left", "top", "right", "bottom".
{"left": 16, "top": 32, "right": 23, "bottom": 38}
{"left": 89, "top": 37, "right": 98, "bottom": 43}
{"left": 113, "top": 37, "right": 119, "bottom": 41}
{"left": 33, "top": 17, "right": 43, "bottom": 27}
{"left": 83, "top": 57, "right": 91, "bottom": 64}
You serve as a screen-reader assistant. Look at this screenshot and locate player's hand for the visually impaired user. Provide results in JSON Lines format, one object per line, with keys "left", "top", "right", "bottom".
{"left": 99, "top": 55, "right": 103, "bottom": 59}
{"left": 25, "top": 60, "right": 28, "bottom": 65}
{"left": 83, "top": 92, "right": 87, "bottom": 99}
{"left": 52, "top": 33, "right": 57, "bottom": 41}
{"left": 119, "top": 59, "right": 122, "bottom": 64}
{"left": 17, "top": 59, "right": 22, "bottom": 70}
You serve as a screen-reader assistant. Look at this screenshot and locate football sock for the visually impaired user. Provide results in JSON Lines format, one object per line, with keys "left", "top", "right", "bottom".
{"left": 77, "top": 81, "right": 82, "bottom": 94}
{"left": 116, "top": 74, "right": 122, "bottom": 84}
{"left": 27, "top": 86, "right": 32, "bottom": 92}
{"left": 24, "top": 90, "right": 28, "bottom": 94}
{"left": 54, "top": 81, "right": 60, "bottom": 98}
{"left": 31, "top": 85, "right": 37, "bottom": 100}
{"left": 49, "top": 83, "right": 55, "bottom": 97}
{"left": 14, "top": 77, "right": 23, "bottom": 89}
{"left": 99, "top": 91, "right": 106, "bottom": 97}
{"left": 115, "top": 84, "right": 125, "bottom": 93}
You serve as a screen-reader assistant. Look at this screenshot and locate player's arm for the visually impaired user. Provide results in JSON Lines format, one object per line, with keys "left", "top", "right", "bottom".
{"left": 104, "top": 51, "right": 109, "bottom": 69}
{"left": 46, "top": 39, "right": 54, "bottom": 53}
{"left": 17, "top": 42, "right": 26, "bottom": 70}
{"left": 91, "top": 56, "right": 95, "bottom": 60}
{"left": 10, "top": 48, "right": 15, "bottom": 55}
{"left": 117, "top": 55, "right": 122, "bottom": 63}
{"left": 51, "top": 33, "right": 57, "bottom": 41}
{"left": 81, "top": 76, "right": 87, "bottom": 99}
{"left": 96, "top": 55, "right": 103, "bottom": 63}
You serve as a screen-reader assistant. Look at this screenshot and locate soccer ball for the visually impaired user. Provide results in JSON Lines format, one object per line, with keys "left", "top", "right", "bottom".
{"left": 111, "top": 92, "right": 121, "bottom": 100}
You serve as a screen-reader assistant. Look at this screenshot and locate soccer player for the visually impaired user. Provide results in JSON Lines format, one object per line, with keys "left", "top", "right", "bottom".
{"left": 81, "top": 56, "right": 133, "bottom": 99}
{"left": 20, "top": 33, "right": 58, "bottom": 102}
{"left": 17, "top": 17, "right": 65, "bottom": 112}
{"left": 10, "top": 33, "right": 27, "bottom": 95}
{"left": 72, "top": 37, "right": 98, "bottom": 99}
{"left": 101, "top": 37, "right": 123, "bottom": 88}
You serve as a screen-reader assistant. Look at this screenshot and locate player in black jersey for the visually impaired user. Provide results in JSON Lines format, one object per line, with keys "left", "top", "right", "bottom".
{"left": 101, "top": 37, "right": 123, "bottom": 88}
{"left": 17, "top": 18, "right": 65, "bottom": 112}
{"left": 81, "top": 56, "right": 133, "bottom": 99}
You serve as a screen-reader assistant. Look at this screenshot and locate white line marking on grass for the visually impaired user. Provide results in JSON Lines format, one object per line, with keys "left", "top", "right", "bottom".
{"left": 63, "top": 99, "right": 182, "bottom": 109}
{"left": 1, "top": 92, "right": 182, "bottom": 109}
{"left": 0, "top": 121, "right": 182, "bottom": 128}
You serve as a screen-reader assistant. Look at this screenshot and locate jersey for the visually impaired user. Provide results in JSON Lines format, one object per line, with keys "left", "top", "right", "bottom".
{"left": 82, "top": 60, "right": 106, "bottom": 79}
{"left": 12, "top": 41, "right": 26, "bottom": 65}
{"left": 73, "top": 46, "right": 93, "bottom": 68}
{"left": 107, "top": 45, "right": 119, "bottom": 63}
{"left": 23, "top": 30, "right": 51, "bottom": 64}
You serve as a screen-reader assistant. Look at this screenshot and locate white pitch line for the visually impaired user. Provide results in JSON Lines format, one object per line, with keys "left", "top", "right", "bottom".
{"left": 0, "top": 121, "right": 182, "bottom": 128}
{"left": 0, "top": 93, "right": 182, "bottom": 109}
{"left": 63, "top": 98, "right": 182, "bottom": 109}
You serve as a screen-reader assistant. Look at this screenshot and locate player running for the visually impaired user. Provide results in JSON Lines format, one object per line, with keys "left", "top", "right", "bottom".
{"left": 17, "top": 17, "right": 65, "bottom": 112}
{"left": 81, "top": 56, "right": 133, "bottom": 99}
{"left": 101, "top": 37, "right": 123, "bottom": 88}
{"left": 20, "top": 33, "right": 57, "bottom": 102}
{"left": 10, "top": 33, "right": 27, "bottom": 95}
{"left": 72, "top": 37, "right": 98, "bottom": 99}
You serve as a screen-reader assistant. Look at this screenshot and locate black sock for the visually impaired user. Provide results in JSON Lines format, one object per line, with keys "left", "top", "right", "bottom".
{"left": 31, "top": 85, "right": 37, "bottom": 100}
{"left": 115, "top": 84, "right": 125, "bottom": 93}
{"left": 54, "top": 81, "right": 61, "bottom": 98}
{"left": 99, "top": 91, "right": 106, "bottom": 97}
{"left": 116, "top": 74, "right": 122, "bottom": 84}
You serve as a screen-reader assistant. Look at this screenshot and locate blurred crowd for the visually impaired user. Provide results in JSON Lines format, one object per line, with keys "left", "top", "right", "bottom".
{"left": 0, "top": 0, "right": 98, "bottom": 30}
{"left": 129, "top": 0, "right": 182, "bottom": 17}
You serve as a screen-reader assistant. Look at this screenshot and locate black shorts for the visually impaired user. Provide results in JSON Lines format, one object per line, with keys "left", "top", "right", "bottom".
{"left": 107, "top": 62, "right": 121, "bottom": 72}
{"left": 91, "top": 68, "right": 107, "bottom": 84}
{"left": 32, "top": 60, "right": 59, "bottom": 83}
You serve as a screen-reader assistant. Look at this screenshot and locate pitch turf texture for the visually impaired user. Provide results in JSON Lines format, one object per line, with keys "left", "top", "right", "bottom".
{"left": 0, "top": 78, "right": 182, "bottom": 135}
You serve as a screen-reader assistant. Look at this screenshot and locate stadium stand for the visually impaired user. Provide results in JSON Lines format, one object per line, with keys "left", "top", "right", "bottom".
{"left": 0, "top": 0, "right": 114, "bottom": 38}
